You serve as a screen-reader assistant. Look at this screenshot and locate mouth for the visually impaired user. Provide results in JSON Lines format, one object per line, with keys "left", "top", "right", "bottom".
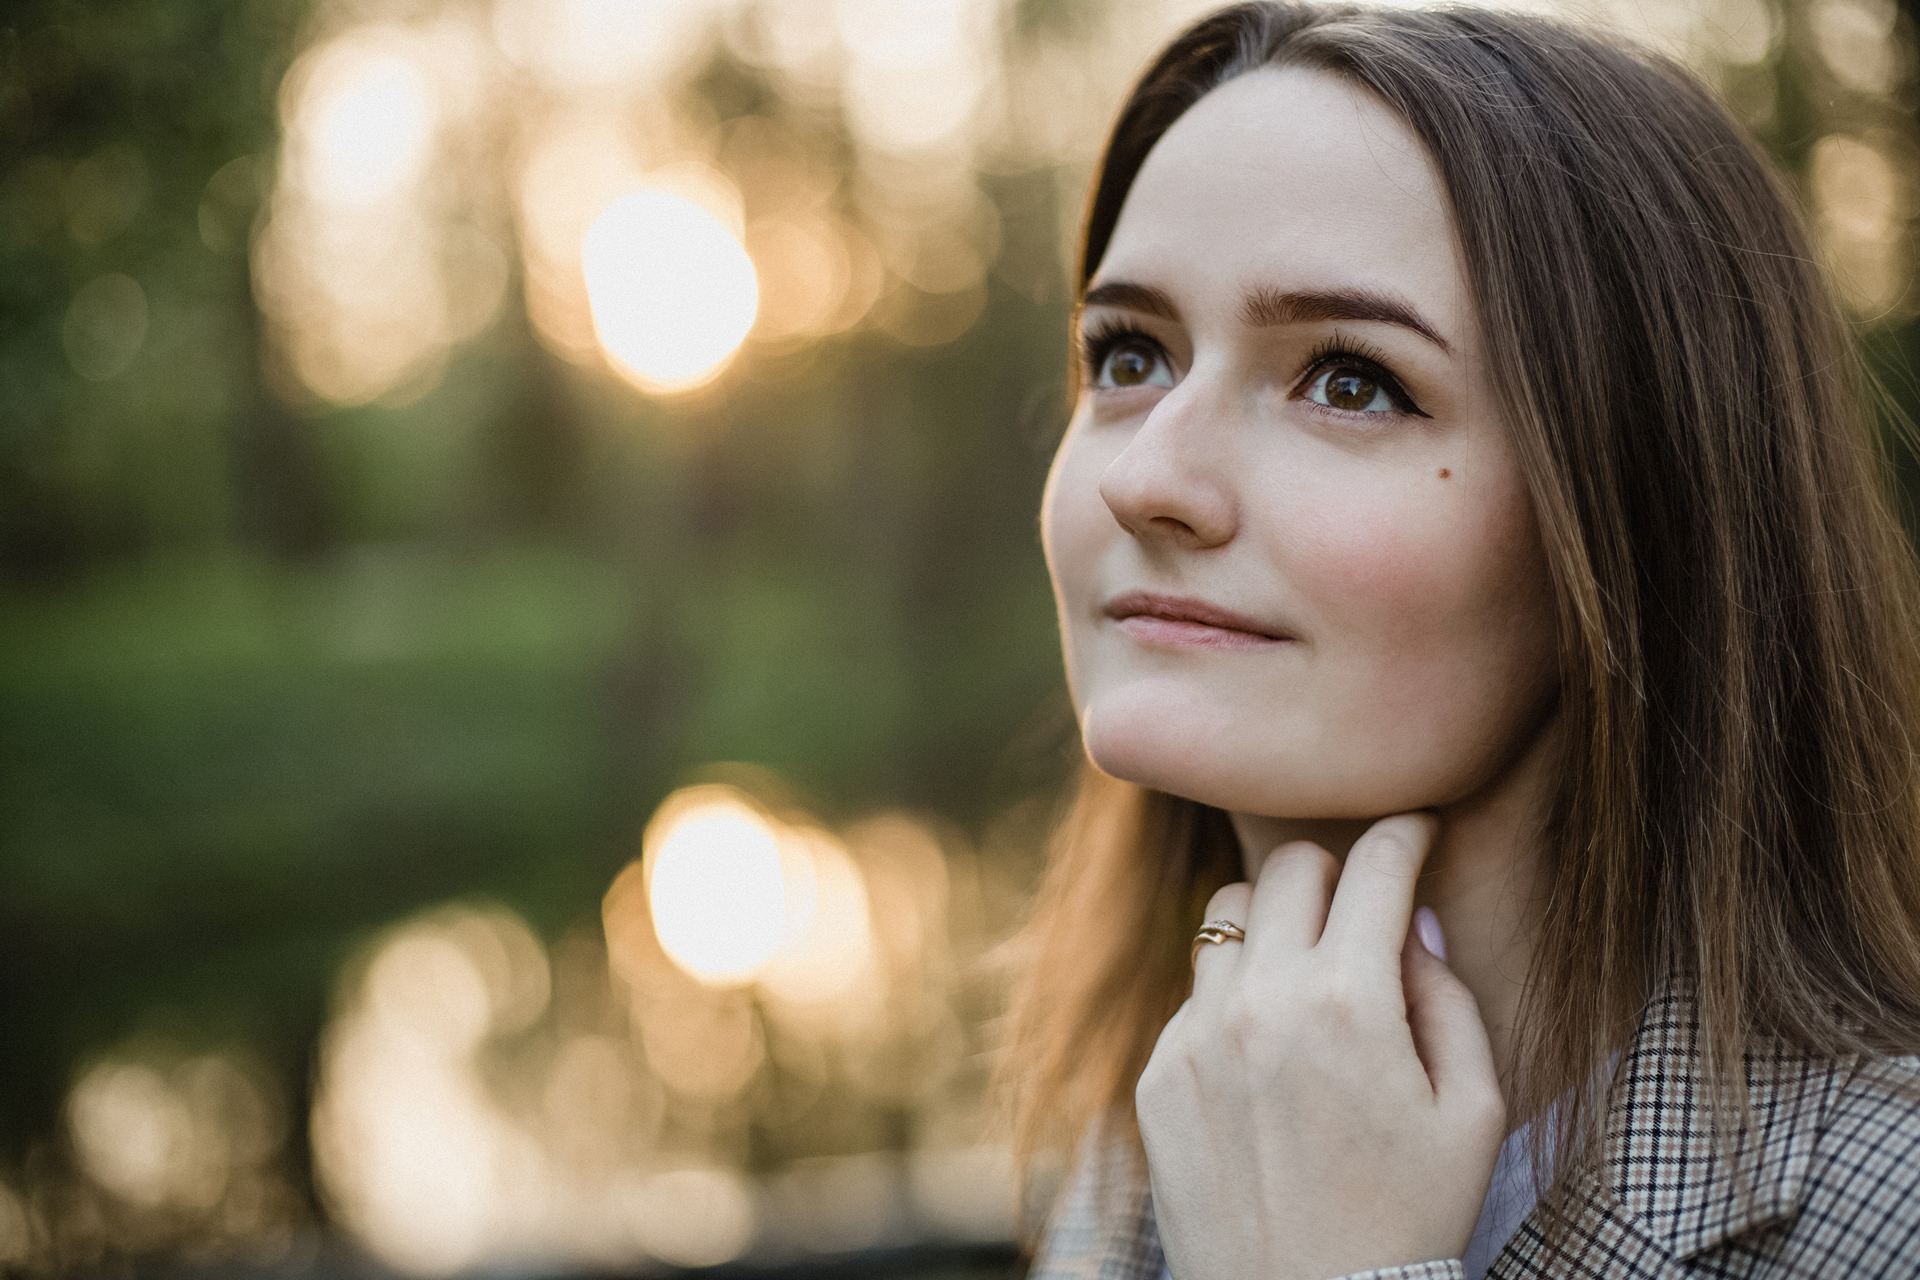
{"left": 1103, "top": 591, "right": 1293, "bottom": 650}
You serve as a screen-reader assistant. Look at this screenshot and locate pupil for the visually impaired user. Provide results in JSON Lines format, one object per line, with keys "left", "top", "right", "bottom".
{"left": 1327, "top": 371, "right": 1378, "bottom": 410}
{"left": 1112, "top": 347, "right": 1150, "bottom": 386}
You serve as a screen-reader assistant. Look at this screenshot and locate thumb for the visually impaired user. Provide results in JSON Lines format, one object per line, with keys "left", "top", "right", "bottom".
{"left": 1401, "top": 908, "right": 1501, "bottom": 1105}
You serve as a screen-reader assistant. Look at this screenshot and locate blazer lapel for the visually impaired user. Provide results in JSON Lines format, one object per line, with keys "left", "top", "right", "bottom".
{"left": 1603, "top": 985, "right": 1850, "bottom": 1258}
{"left": 1492, "top": 984, "right": 1853, "bottom": 1276}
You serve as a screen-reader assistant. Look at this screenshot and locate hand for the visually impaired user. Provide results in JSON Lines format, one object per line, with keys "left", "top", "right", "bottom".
{"left": 1136, "top": 813, "right": 1506, "bottom": 1280}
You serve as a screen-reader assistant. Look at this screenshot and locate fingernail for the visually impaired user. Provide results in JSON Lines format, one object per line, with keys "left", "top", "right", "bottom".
{"left": 1414, "top": 907, "right": 1446, "bottom": 961}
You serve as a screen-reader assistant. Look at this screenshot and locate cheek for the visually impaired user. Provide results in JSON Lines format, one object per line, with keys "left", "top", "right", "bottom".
{"left": 1040, "top": 427, "right": 1116, "bottom": 695}
{"left": 1289, "top": 479, "right": 1553, "bottom": 694}
{"left": 1040, "top": 427, "right": 1113, "bottom": 604}
{"left": 1292, "top": 495, "right": 1459, "bottom": 630}
{"left": 1297, "top": 518, "right": 1434, "bottom": 620}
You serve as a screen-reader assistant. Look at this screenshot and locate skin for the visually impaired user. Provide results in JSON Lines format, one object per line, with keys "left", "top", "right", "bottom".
{"left": 1040, "top": 66, "right": 1563, "bottom": 1277}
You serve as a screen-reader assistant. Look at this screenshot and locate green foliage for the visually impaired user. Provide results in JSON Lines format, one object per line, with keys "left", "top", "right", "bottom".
{"left": 0, "top": 7, "right": 1077, "bottom": 1183}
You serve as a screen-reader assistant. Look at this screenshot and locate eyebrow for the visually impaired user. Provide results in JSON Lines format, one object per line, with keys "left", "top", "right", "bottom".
{"left": 1080, "top": 281, "right": 1180, "bottom": 321}
{"left": 1081, "top": 279, "right": 1452, "bottom": 357}
{"left": 1242, "top": 285, "right": 1452, "bottom": 355}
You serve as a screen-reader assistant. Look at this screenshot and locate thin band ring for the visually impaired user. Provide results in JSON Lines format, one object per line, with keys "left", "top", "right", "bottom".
{"left": 1191, "top": 918, "right": 1247, "bottom": 967}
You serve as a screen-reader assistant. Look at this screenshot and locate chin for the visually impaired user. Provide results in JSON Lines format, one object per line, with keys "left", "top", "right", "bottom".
{"left": 1081, "top": 695, "right": 1331, "bottom": 816}
{"left": 1079, "top": 689, "right": 1452, "bottom": 819}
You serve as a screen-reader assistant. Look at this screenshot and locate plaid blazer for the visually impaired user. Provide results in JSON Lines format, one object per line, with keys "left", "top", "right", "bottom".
{"left": 1030, "top": 987, "right": 1920, "bottom": 1279}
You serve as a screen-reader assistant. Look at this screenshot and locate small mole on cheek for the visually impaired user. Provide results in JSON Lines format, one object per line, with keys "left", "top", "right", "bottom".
{"left": 1437, "top": 468, "right": 1452, "bottom": 479}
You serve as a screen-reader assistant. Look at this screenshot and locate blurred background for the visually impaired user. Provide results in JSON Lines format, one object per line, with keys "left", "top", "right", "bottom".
{"left": 0, "top": 0, "right": 1916, "bottom": 1275}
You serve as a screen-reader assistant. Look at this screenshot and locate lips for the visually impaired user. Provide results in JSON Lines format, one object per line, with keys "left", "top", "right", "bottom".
{"left": 1103, "top": 591, "right": 1292, "bottom": 648}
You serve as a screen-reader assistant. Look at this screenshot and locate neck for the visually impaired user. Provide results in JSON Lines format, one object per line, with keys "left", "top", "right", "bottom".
{"left": 1228, "top": 725, "right": 1557, "bottom": 1109}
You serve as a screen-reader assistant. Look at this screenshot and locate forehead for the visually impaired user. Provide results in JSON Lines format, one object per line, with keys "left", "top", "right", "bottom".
{"left": 1097, "top": 66, "right": 1465, "bottom": 325}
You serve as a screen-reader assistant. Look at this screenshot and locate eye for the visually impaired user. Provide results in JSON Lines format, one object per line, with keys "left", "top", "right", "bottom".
{"left": 1306, "top": 365, "right": 1395, "bottom": 413}
{"left": 1082, "top": 323, "right": 1175, "bottom": 391}
{"left": 1295, "top": 342, "right": 1425, "bottom": 418}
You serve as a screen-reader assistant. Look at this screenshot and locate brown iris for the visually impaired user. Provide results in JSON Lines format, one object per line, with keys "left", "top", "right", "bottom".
{"left": 1107, "top": 344, "right": 1156, "bottom": 387}
{"left": 1324, "top": 370, "right": 1381, "bottom": 411}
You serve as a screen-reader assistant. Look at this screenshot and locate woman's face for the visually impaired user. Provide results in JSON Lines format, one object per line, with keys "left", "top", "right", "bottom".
{"left": 1043, "top": 66, "right": 1560, "bottom": 821}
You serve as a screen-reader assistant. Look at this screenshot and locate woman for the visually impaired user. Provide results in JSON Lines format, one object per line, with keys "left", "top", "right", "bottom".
{"left": 1002, "top": 4, "right": 1920, "bottom": 1278}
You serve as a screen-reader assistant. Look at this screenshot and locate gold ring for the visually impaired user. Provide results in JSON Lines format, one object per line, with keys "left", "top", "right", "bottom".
{"left": 1191, "top": 919, "right": 1247, "bottom": 966}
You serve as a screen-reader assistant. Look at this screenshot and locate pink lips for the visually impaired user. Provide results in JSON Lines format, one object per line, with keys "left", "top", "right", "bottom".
{"left": 1104, "top": 591, "right": 1292, "bottom": 650}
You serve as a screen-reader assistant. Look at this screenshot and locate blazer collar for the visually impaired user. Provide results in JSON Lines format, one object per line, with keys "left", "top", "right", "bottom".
{"left": 1599, "top": 983, "right": 1852, "bottom": 1259}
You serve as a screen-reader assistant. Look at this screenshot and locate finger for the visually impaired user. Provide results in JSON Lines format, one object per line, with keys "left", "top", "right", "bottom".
{"left": 1401, "top": 908, "right": 1502, "bottom": 1112}
{"left": 1189, "top": 881, "right": 1251, "bottom": 1002}
{"left": 1242, "top": 841, "right": 1339, "bottom": 963}
{"left": 1320, "top": 812, "right": 1439, "bottom": 963}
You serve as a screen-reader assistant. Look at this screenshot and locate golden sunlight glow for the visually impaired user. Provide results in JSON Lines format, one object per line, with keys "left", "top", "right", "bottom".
{"left": 311, "top": 900, "right": 767, "bottom": 1274}
{"left": 493, "top": 0, "right": 713, "bottom": 87}
{"left": 66, "top": 1053, "right": 291, "bottom": 1230}
{"left": 835, "top": 0, "right": 993, "bottom": 155}
{"left": 247, "top": 0, "right": 1916, "bottom": 415}
{"left": 1812, "top": 133, "right": 1910, "bottom": 316}
{"left": 643, "top": 788, "right": 790, "bottom": 983}
{"left": 287, "top": 31, "right": 437, "bottom": 206}
{"left": 69, "top": 1064, "right": 198, "bottom": 1209}
{"left": 759, "top": 829, "right": 877, "bottom": 1007}
{"left": 312, "top": 910, "right": 555, "bottom": 1276}
{"left": 581, "top": 188, "right": 759, "bottom": 392}
{"left": 290, "top": 773, "right": 1020, "bottom": 1277}
{"left": 621, "top": 1167, "right": 757, "bottom": 1267}
{"left": 256, "top": 21, "right": 481, "bottom": 408}
{"left": 1812, "top": 0, "right": 1900, "bottom": 94}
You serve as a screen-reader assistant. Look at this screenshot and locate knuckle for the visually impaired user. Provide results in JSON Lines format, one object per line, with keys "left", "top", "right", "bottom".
{"left": 1311, "top": 844, "right": 1341, "bottom": 882}
{"left": 1301, "top": 970, "right": 1370, "bottom": 1025}
{"left": 1265, "top": 840, "right": 1334, "bottom": 879}
{"left": 1203, "top": 882, "right": 1251, "bottom": 921}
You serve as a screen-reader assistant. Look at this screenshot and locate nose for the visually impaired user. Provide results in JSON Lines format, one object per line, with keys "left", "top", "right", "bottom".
{"left": 1097, "top": 380, "right": 1239, "bottom": 549}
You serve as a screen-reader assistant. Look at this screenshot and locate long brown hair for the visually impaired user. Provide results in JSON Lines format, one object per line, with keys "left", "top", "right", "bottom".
{"left": 1002, "top": 0, "right": 1920, "bottom": 1223}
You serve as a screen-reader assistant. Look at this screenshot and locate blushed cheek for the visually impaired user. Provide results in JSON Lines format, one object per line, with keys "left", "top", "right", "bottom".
{"left": 1287, "top": 486, "right": 1547, "bottom": 681}
{"left": 1290, "top": 504, "right": 1457, "bottom": 639}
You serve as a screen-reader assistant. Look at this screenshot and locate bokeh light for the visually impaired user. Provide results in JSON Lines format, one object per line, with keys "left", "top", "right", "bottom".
{"left": 253, "top": 17, "right": 505, "bottom": 407}
{"left": 1814, "top": 132, "right": 1910, "bottom": 316}
{"left": 286, "top": 32, "right": 437, "bottom": 206}
{"left": 286, "top": 782, "right": 1026, "bottom": 1276}
{"left": 58, "top": 1049, "right": 300, "bottom": 1260}
{"left": 758, "top": 828, "right": 877, "bottom": 1007}
{"left": 62, "top": 273, "right": 147, "bottom": 381}
{"left": 229, "top": 0, "right": 1919, "bottom": 409}
{"left": 582, "top": 187, "right": 760, "bottom": 392}
{"left": 621, "top": 1167, "right": 758, "bottom": 1267}
{"left": 311, "top": 912, "right": 547, "bottom": 1276}
{"left": 643, "top": 786, "right": 791, "bottom": 984}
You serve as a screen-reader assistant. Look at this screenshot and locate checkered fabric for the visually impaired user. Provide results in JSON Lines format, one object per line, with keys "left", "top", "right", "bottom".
{"left": 1028, "top": 986, "right": 1920, "bottom": 1279}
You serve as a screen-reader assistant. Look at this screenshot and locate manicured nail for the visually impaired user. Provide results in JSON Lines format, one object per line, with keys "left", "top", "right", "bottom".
{"left": 1414, "top": 907, "right": 1446, "bottom": 961}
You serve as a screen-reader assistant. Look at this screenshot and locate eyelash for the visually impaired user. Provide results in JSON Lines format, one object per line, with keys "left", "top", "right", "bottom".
{"left": 1076, "top": 321, "right": 1427, "bottom": 418}
{"left": 1077, "top": 318, "right": 1156, "bottom": 382}
{"left": 1299, "top": 337, "right": 1427, "bottom": 418}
